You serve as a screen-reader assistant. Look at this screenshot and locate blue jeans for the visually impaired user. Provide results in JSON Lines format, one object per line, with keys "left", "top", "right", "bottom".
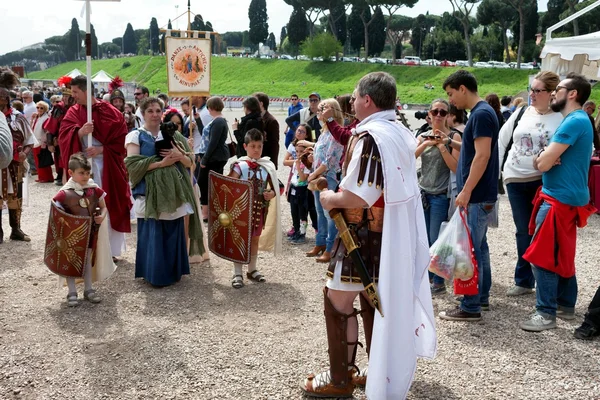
{"left": 314, "top": 172, "right": 339, "bottom": 252}
{"left": 424, "top": 193, "right": 449, "bottom": 285}
{"left": 531, "top": 201, "right": 578, "bottom": 316}
{"left": 506, "top": 181, "right": 542, "bottom": 289}
{"left": 460, "top": 202, "right": 495, "bottom": 313}
{"left": 285, "top": 129, "right": 295, "bottom": 149}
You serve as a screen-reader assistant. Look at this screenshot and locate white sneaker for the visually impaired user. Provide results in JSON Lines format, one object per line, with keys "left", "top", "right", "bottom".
{"left": 506, "top": 286, "right": 534, "bottom": 297}
{"left": 520, "top": 313, "right": 556, "bottom": 332}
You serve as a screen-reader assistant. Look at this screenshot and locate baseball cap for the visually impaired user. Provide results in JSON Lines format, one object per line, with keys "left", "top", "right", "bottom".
{"left": 309, "top": 92, "right": 320, "bottom": 100}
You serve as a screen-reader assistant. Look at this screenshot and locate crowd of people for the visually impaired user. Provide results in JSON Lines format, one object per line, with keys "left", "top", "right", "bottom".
{"left": 1, "top": 64, "right": 600, "bottom": 398}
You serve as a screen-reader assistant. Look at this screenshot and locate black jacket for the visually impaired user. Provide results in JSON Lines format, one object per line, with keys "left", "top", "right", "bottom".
{"left": 234, "top": 112, "right": 263, "bottom": 158}
{"left": 201, "top": 117, "right": 230, "bottom": 165}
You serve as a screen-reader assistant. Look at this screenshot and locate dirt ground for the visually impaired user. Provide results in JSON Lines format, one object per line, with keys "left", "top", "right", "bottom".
{"left": 1, "top": 111, "right": 599, "bottom": 399}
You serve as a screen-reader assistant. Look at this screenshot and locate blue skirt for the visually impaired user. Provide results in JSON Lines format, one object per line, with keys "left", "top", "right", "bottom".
{"left": 135, "top": 217, "right": 190, "bottom": 286}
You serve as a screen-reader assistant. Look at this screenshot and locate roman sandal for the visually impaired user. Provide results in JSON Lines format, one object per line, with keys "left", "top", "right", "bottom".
{"left": 232, "top": 274, "right": 244, "bottom": 289}
{"left": 247, "top": 270, "right": 266, "bottom": 282}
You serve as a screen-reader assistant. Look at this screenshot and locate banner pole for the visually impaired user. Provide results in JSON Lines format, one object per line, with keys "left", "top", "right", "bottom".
{"left": 85, "top": 0, "right": 93, "bottom": 150}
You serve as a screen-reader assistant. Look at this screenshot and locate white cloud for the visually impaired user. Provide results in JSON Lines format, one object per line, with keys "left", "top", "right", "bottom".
{"left": 2, "top": 0, "right": 548, "bottom": 56}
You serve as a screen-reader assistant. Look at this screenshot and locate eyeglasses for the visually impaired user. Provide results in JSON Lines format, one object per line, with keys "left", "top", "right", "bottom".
{"left": 430, "top": 109, "right": 448, "bottom": 117}
{"left": 528, "top": 87, "right": 549, "bottom": 94}
{"left": 554, "top": 86, "right": 574, "bottom": 93}
{"left": 309, "top": 99, "right": 319, "bottom": 103}
{"left": 134, "top": 92, "right": 143, "bottom": 96}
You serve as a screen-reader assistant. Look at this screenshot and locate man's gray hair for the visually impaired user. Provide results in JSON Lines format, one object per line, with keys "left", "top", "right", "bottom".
{"left": 22, "top": 90, "right": 33, "bottom": 97}
{"left": 356, "top": 72, "right": 397, "bottom": 110}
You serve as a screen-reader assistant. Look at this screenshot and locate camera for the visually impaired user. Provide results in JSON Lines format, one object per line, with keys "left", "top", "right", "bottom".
{"left": 415, "top": 110, "right": 429, "bottom": 120}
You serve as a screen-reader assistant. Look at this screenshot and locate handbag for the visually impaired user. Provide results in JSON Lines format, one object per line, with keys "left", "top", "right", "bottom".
{"left": 227, "top": 128, "right": 237, "bottom": 158}
{"left": 37, "top": 147, "right": 54, "bottom": 168}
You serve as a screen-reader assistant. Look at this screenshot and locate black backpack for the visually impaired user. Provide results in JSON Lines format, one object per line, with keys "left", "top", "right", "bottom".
{"left": 498, "top": 106, "right": 527, "bottom": 195}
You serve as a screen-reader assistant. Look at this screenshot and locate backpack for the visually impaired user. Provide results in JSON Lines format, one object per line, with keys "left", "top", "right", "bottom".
{"left": 498, "top": 106, "right": 527, "bottom": 195}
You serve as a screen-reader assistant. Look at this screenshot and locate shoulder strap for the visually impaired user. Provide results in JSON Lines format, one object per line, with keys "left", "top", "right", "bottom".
{"left": 501, "top": 106, "right": 527, "bottom": 170}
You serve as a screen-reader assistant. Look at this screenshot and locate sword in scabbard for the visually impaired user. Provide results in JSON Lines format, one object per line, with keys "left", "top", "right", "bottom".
{"left": 309, "top": 178, "right": 384, "bottom": 317}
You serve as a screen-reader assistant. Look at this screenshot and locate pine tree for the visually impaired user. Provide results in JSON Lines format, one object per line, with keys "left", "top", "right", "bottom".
{"left": 288, "top": 6, "right": 308, "bottom": 55}
{"left": 348, "top": 5, "right": 364, "bottom": 56}
{"left": 68, "top": 18, "right": 81, "bottom": 61}
{"left": 150, "top": 18, "right": 160, "bottom": 54}
{"left": 267, "top": 32, "right": 277, "bottom": 50}
{"left": 368, "top": 7, "right": 385, "bottom": 56}
{"left": 248, "top": 0, "right": 269, "bottom": 47}
{"left": 280, "top": 26, "right": 287, "bottom": 48}
{"left": 191, "top": 15, "right": 206, "bottom": 31}
{"left": 90, "top": 24, "right": 99, "bottom": 59}
{"left": 123, "top": 23, "right": 136, "bottom": 54}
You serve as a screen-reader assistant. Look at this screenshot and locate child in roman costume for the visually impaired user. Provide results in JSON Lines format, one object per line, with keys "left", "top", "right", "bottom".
{"left": 51, "top": 153, "right": 116, "bottom": 306}
{"left": 228, "top": 128, "right": 282, "bottom": 288}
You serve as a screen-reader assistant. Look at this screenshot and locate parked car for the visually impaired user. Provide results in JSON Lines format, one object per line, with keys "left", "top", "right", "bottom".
{"left": 508, "top": 62, "right": 535, "bottom": 69}
{"left": 488, "top": 61, "right": 510, "bottom": 69}
{"left": 298, "top": 55, "right": 310, "bottom": 61}
{"left": 422, "top": 59, "right": 441, "bottom": 66}
{"left": 440, "top": 60, "right": 455, "bottom": 67}
{"left": 474, "top": 61, "right": 491, "bottom": 68}
{"left": 279, "top": 54, "right": 294, "bottom": 60}
{"left": 455, "top": 60, "right": 469, "bottom": 67}
{"left": 399, "top": 56, "right": 422, "bottom": 65}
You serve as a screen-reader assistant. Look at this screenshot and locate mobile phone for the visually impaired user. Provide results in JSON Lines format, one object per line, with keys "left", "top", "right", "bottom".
{"left": 192, "top": 105, "right": 197, "bottom": 115}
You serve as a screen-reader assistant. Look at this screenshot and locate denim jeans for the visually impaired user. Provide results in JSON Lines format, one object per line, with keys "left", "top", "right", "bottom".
{"left": 460, "top": 202, "right": 495, "bottom": 313}
{"left": 506, "top": 180, "right": 542, "bottom": 289}
{"left": 424, "top": 193, "right": 450, "bottom": 285}
{"left": 531, "top": 201, "right": 578, "bottom": 316}
{"left": 314, "top": 171, "right": 339, "bottom": 252}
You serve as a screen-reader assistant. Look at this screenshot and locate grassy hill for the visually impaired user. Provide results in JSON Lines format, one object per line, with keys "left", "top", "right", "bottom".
{"left": 27, "top": 56, "right": 600, "bottom": 104}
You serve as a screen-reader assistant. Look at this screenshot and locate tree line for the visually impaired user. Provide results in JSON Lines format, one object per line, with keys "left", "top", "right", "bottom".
{"left": 2, "top": 0, "right": 600, "bottom": 72}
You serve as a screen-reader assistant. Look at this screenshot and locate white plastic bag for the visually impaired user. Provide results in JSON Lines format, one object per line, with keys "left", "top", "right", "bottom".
{"left": 428, "top": 207, "right": 475, "bottom": 281}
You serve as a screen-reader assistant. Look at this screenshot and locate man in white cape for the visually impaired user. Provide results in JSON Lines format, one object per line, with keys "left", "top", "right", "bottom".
{"left": 302, "top": 72, "right": 436, "bottom": 399}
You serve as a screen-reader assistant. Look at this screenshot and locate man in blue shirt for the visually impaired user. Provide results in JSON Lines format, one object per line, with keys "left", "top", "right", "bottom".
{"left": 284, "top": 94, "right": 303, "bottom": 148}
{"left": 520, "top": 72, "right": 594, "bottom": 332}
{"left": 439, "top": 70, "right": 499, "bottom": 322}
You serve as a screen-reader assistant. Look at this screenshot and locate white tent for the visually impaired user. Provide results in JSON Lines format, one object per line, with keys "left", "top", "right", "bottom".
{"left": 540, "top": 0, "right": 600, "bottom": 78}
{"left": 540, "top": 31, "right": 600, "bottom": 77}
{"left": 91, "top": 70, "right": 113, "bottom": 83}
{"left": 66, "top": 68, "right": 84, "bottom": 78}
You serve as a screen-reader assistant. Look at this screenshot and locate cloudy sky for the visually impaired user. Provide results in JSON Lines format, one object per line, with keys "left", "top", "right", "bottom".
{"left": 3, "top": 0, "right": 549, "bottom": 56}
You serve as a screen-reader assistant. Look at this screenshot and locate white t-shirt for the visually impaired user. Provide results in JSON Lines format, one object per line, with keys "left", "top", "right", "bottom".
{"left": 23, "top": 101, "right": 36, "bottom": 120}
{"left": 290, "top": 161, "right": 311, "bottom": 186}
{"left": 498, "top": 106, "right": 564, "bottom": 183}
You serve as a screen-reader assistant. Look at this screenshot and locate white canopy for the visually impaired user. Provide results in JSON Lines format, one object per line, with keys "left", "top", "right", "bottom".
{"left": 540, "top": 31, "right": 600, "bottom": 77}
{"left": 66, "top": 68, "right": 84, "bottom": 78}
{"left": 91, "top": 70, "right": 113, "bottom": 83}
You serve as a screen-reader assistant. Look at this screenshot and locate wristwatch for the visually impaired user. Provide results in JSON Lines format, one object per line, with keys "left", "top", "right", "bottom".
{"left": 327, "top": 117, "right": 334, "bottom": 123}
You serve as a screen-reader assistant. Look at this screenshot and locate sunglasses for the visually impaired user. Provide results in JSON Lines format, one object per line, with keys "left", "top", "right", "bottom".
{"left": 291, "top": 98, "right": 298, "bottom": 101}
{"left": 529, "top": 87, "right": 549, "bottom": 94}
{"left": 134, "top": 92, "right": 143, "bottom": 96}
{"left": 430, "top": 109, "right": 448, "bottom": 117}
{"left": 309, "top": 99, "right": 319, "bottom": 103}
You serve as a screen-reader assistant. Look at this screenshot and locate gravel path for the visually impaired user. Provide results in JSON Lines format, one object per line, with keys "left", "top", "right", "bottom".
{"left": 1, "top": 111, "right": 599, "bottom": 399}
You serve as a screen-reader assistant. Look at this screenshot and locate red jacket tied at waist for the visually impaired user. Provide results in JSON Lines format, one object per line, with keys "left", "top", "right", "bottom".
{"left": 523, "top": 187, "right": 596, "bottom": 278}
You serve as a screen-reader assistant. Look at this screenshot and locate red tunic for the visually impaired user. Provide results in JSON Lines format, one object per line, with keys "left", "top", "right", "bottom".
{"left": 42, "top": 101, "right": 71, "bottom": 169}
{"left": 524, "top": 188, "right": 596, "bottom": 278}
{"left": 58, "top": 101, "right": 131, "bottom": 233}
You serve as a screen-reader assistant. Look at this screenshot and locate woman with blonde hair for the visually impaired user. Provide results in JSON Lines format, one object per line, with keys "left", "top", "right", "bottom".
{"left": 498, "top": 70, "right": 563, "bottom": 297}
{"left": 30, "top": 101, "right": 54, "bottom": 182}
{"left": 306, "top": 98, "right": 345, "bottom": 262}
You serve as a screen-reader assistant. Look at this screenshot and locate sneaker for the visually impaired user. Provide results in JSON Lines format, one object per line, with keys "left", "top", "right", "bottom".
{"left": 287, "top": 227, "right": 295, "bottom": 237}
{"left": 481, "top": 303, "right": 490, "bottom": 311}
{"left": 439, "top": 307, "right": 481, "bottom": 322}
{"left": 430, "top": 284, "right": 447, "bottom": 295}
{"left": 574, "top": 321, "right": 600, "bottom": 340}
{"left": 291, "top": 234, "right": 306, "bottom": 244}
{"left": 287, "top": 231, "right": 299, "bottom": 241}
{"left": 506, "top": 285, "right": 534, "bottom": 297}
{"left": 520, "top": 312, "right": 556, "bottom": 332}
{"left": 556, "top": 305, "right": 576, "bottom": 321}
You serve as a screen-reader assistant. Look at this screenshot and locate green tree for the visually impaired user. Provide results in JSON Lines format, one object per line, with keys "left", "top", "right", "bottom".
{"left": 68, "top": 18, "right": 81, "bottom": 61}
{"left": 477, "top": 0, "right": 518, "bottom": 62}
{"left": 112, "top": 37, "right": 123, "bottom": 52}
{"left": 376, "top": 0, "right": 418, "bottom": 62}
{"left": 300, "top": 32, "right": 343, "bottom": 59}
{"left": 508, "top": 0, "right": 537, "bottom": 66}
{"left": 242, "top": 30, "right": 251, "bottom": 48}
{"left": 386, "top": 15, "right": 412, "bottom": 63}
{"left": 222, "top": 32, "right": 244, "bottom": 47}
{"left": 410, "top": 13, "right": 435, "bottom": 58}
{"left": 283, "top": 0, "right": 324, "bottom": 37}
{"left": 123, "top": 23, "right": 136, "bottom": 54}
{"left": 348, "top": 5, "right": 363, "bottom": 56}
{"left": 288, "top": 6, "right": 309, "bottom": 55}
{"left": 267, "top": 32, "right": 277, "bottom": 50}
{"left": 90, "top": 24, "right": 99, "bottom": 59}
{"left": 448, "top": 0, "right": 480, "bottom": 67}
{"left": 150, "top": 17, "right": 160, "bottom": 54}
{"left": 100, "top": 42, "right": 120, "bottom": 58}
{"left": 248, "top": 0, "right": 269, "bottom": 47}
{"left": 368, "top": 7, "right": 385, "bottom": 56}
{"left": 191, "top": 15, "right": 206, "bottom": 31}
{"left": 134, "top": 29, "right": 149, "bottom": 55}
{"left": 280, "top": 27, "right": 288, "bottom": 47}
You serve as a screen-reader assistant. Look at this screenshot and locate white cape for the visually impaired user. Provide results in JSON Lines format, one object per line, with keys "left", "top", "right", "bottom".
{"left": 355, "top": 110, "right": 437, "bottom": 400}
{"left": 238, "top": 156, "right": 282, "bottom": 257}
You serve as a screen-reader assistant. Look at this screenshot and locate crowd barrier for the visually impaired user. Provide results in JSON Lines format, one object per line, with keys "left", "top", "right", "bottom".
{"left": 169, "top": 96, "right": 425, "bottom": 111}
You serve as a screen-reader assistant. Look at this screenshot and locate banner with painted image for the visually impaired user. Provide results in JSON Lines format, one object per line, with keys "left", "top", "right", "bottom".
{"left": 165, "top": 36, "right": 211, "bottom": 97}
